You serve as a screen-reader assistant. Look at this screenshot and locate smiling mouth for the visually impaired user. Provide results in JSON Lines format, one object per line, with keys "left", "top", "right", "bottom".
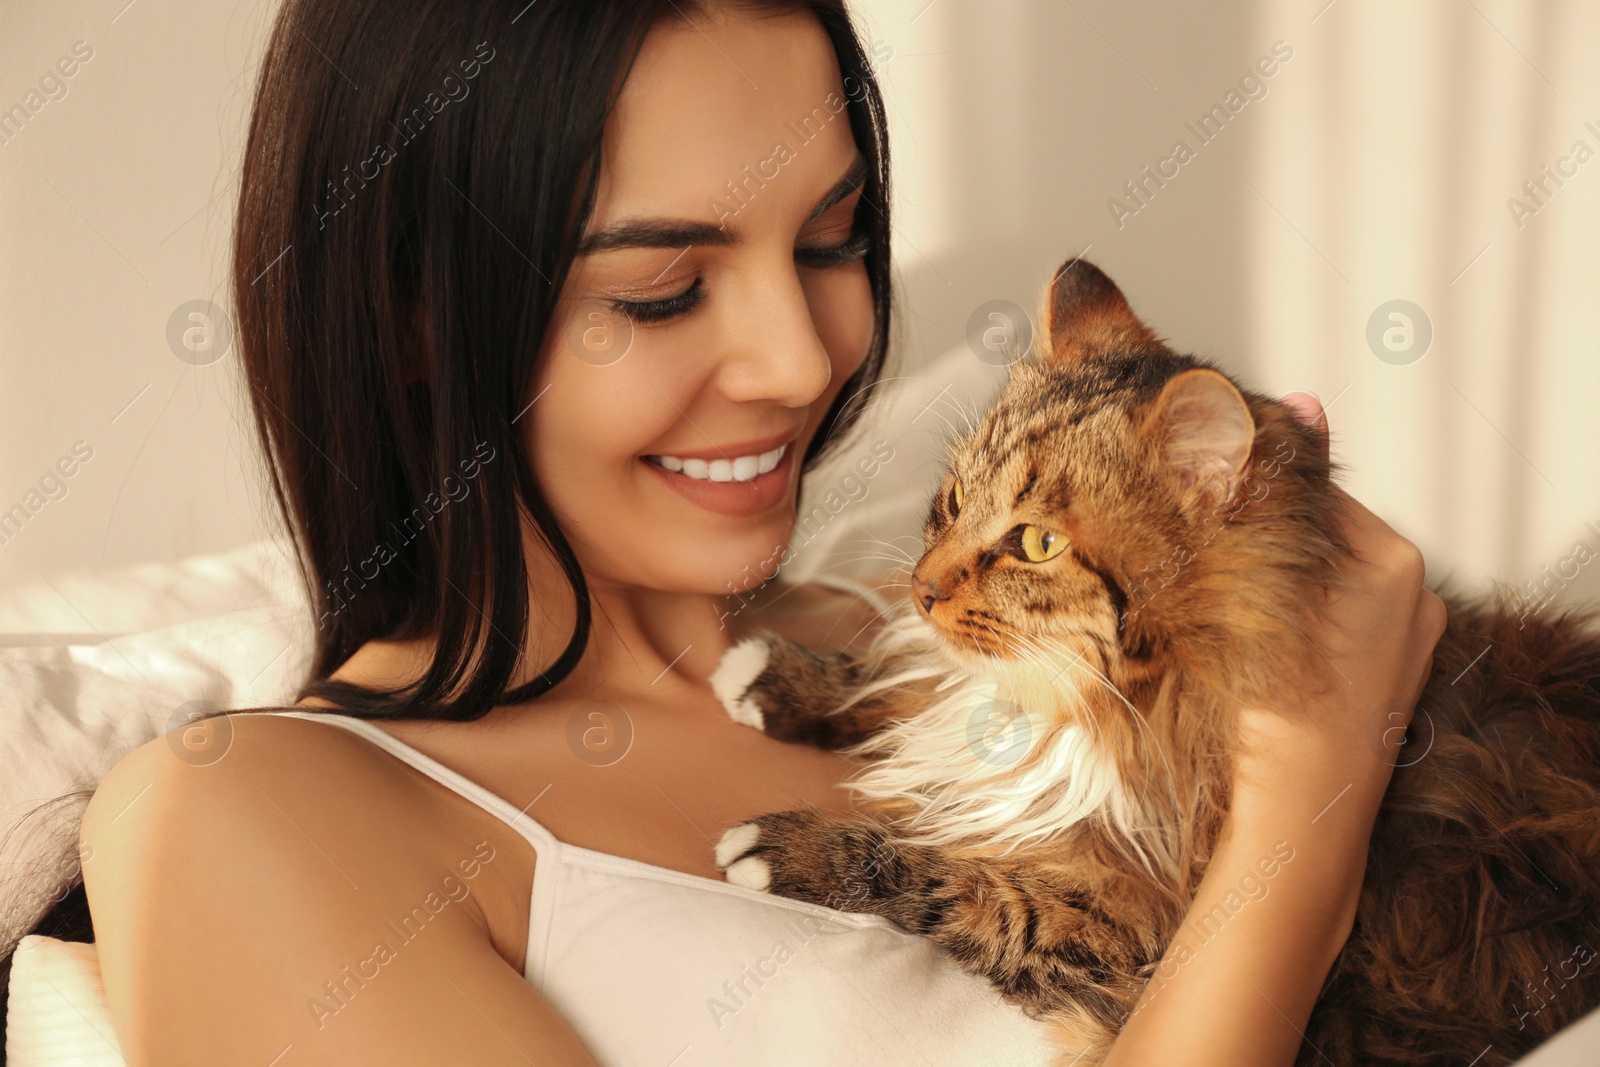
{"left": 644, "top": 443, "right": 788, "bottom": 484}
{"left": 638, "top": 429, "right": 802, "bottom": 519}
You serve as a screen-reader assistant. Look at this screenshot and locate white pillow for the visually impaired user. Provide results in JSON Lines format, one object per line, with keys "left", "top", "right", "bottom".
{"left": 0, "top": 537, "right": 315, "bottom": 975}
{"left": 0, "top": 536, "right": 306, "bottom": 641}
{"left": 5, "top": 936, "right": 125, "bottom": 1066}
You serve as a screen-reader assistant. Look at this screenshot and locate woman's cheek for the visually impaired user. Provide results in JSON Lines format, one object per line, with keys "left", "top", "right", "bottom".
{"left": 522, "top": 330, "right": 622, "bottom": 513}
{"left": 805, "top": 265, "right": 874, "bottom": 385}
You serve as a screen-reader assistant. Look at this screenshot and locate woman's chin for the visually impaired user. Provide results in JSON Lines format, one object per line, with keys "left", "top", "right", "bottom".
{"left": 718, "top": 533, "right": 795, "bottom": 593}
{"left": 619, "top": 527, "right": 795, "bottom": 601}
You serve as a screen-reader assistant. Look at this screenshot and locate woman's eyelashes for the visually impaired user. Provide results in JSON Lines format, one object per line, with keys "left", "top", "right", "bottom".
{"left": 795, "top": 227, "right": 873, "bottom": 269}
{"left": 606, "top": 227, "right": 873, "bottom": 324}
{"left": 610, "top": 279, "right": 705, "bottom": 324}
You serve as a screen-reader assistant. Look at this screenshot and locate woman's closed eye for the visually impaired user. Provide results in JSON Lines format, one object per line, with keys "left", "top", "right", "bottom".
{"left": 608, "top": 278, "right": 706, "bottom": 325}
{"left": 795, "top": 226, "right": 872, "bottom": 269}
{"left": 606, "top": 226, "right": 873, "bottom": 325}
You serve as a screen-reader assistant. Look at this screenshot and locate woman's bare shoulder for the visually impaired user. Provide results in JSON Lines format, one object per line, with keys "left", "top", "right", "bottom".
{"left": 79, "top": 711, "right": 582, "bottom": 1064}
{"left": 82, "top": 710, "right": 533, "bottom": 930}
{"left": 80, "top": 711, "right": 455, "bottom": 935}
{"left": 84, "top": 710, "right": 428, "bottom": 840}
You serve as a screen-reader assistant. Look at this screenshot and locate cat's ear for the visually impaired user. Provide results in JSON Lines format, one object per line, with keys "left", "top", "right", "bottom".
{"left": 1041, "top": 257, "right": 1159, "bottom": 362}
{"left": 1137, "top": 368, "right": 1256, "bottom": 510}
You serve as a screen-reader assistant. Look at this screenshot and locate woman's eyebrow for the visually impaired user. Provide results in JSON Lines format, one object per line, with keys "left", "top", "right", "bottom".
{"left": 575, "top": 152, "right": 869, "bottom": 255}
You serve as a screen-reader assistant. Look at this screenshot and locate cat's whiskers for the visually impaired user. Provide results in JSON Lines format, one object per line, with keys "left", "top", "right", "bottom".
{"left": 1041, "top": 631, "right": 1140, "bottom": 722}
{"left": 824, "top": 374, "right": 934, "bottom": 431}
{"left": 914, "top": 381, "right": 980, "bottom": 439}
{"left": 1015, "top": 634, "right": 1122, "bottom": 768}
{"left": 905, "top": 394, "right": 966, "bottom": 444}
{"left": 946, "top": 390, "right": 980, "bottom": 435}
{"left": 829, "top": 551, "right": 916, "bottom": 573}
{"left": 855, "top": 535, "right": 921, "bottom": 565}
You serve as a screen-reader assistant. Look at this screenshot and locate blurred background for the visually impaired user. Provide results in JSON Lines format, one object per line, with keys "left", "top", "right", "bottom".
{"left": 2, "top": 0, "right": 1598, "bottom": 611}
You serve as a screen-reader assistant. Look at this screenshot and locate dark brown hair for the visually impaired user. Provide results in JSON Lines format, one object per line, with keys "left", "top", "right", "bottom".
{"left": 0, "top": 0, "right": 895, "bottom": 1044}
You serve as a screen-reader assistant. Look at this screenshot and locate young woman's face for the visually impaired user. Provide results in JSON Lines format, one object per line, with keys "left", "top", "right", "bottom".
{"left": 525, "top": 8, "right": 876, "bottom": 600}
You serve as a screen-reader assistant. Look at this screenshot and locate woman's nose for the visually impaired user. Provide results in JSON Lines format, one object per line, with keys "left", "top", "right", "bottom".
{"left": 714, "top": 273, "right": 834, "bottom": 408}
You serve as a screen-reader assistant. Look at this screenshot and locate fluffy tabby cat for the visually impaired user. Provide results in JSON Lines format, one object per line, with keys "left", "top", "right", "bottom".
{"left": 708, "top": 258, "right": 1600, "bottom": 1066}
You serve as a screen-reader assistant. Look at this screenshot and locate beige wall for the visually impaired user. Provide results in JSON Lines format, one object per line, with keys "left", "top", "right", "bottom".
{"left": 3, "top": 0, "right": 1597, "bottom": 613}
{"left": 0, "top": 0, "right": 273, "bottom": 580}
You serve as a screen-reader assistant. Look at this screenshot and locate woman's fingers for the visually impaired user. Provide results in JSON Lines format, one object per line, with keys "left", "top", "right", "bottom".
{"left": 1280, "top": 390, "right": 1325, "bottom": 427}
{"left": 1280, "top": 390, "right": 1330, "bottom": 464}
{"left": 1250, "top": 398, "right": 1448, "bottom": 775}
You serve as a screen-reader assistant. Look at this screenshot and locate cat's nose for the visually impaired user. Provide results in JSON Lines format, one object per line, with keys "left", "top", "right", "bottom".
{"left": 911, "top": 574, "right": 942, "bottom": 613}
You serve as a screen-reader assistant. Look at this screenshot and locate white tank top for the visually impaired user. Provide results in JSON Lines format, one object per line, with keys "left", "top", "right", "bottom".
{"left": 259, "top": 708, "right": 1065, "bottom": 1066}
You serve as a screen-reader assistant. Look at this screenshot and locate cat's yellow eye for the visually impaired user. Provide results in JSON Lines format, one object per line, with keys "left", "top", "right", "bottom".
{"left": 949, "top": 479, "right": 964, "bottom": 516}
{"left": 1021, "top": 525, "right": 1068, "bottom": 563}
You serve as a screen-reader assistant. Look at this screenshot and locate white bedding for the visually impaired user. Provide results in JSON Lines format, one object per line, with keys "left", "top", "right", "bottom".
{"left": 6, "top": 937, "right": 124, "bottom": 1065}
{"left": 0, "top": 537, "right": 315, "bottom": 958}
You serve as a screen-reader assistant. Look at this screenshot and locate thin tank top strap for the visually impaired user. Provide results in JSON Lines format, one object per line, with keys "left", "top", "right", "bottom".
{"left": 259, "top": 709, "right": 571, "bottom": 986}
{"left": 256, "top": 709, "right": 561, "bottom": 859}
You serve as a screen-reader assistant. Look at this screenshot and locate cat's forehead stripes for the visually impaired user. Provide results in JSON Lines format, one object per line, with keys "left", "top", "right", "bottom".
{"left": 959, "top": 441, "right": 1060, "bottom": 517}
{"left": 1013, "top": 470, "right": 1039, "bottom": 507}
{"left": 965, "top": 353, "right": 1199, "bottom": 457}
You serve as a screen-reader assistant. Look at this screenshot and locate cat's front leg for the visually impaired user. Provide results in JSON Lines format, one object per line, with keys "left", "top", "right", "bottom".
{"left": 714, "top": 808, "right": 1150, "bottom": 1031}
{"left": 708, "top": 631, "right": 933, "bottom": 750}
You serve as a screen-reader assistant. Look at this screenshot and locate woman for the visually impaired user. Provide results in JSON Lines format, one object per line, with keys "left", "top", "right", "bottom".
{"left": 55, "top": 0, "right": 1444, "bottom": 1064}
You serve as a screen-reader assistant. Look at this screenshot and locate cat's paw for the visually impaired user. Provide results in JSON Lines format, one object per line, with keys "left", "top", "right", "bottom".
{"left": 708, "top": 633, "right": 870, "bottom": 748}
{"left": 713, "top": 821, "right": 771, "bottom": 890}
{"left": 713, "top": 808, "right": 896, "bottom": 914}
{"left": 708, "top": 636, "right": 772, "bottom": 731}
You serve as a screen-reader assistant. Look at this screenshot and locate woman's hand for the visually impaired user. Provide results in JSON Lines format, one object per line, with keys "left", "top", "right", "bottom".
{"left": 1233, "top": 391, "right": 1448, "bottom": 854}
{"left": 1102, "top": 392, "right": 1449, "bottom": 1067}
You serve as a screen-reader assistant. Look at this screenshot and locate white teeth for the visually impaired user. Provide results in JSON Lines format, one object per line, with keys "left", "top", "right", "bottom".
{"left": 649, "top": 443, "right": 787, "bottom": 483}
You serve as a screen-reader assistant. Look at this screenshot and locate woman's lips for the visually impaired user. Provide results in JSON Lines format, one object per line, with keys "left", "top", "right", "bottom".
{"left": 640, "top": 442, "right": 797, "bottom": 518}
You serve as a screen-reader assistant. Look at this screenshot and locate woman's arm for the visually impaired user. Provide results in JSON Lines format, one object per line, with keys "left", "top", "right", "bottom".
{"left": 1102, "top": 395, "right": 1448, "bottom": 1067}
{"left": 1101, "top": 747, "right": 1383, "bottom": 1066}
{"left": 82, "top": 715, "right": 601, "bottom": 1067}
